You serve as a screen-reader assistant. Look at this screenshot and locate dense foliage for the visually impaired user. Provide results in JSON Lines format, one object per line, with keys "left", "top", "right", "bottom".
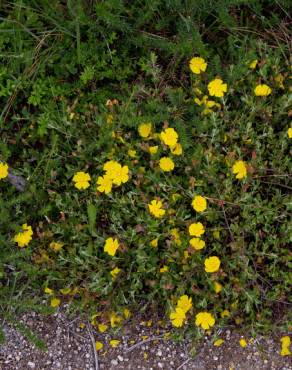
{"left": 0, "top": 0, "right": 291, "bottom": 340}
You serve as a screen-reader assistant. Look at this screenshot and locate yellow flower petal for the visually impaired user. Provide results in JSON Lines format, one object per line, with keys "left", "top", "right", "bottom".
{"left": 50, "top": 297, "right": 61, "bottom": 308}
{"left": 214, "top": 339, "right": 224, "bottom": 347}
{"left": 95, "top": 341, "right": 104, "bottom": 351}
{"left": 110, "top": 339, "right": 120, "bottom": 347}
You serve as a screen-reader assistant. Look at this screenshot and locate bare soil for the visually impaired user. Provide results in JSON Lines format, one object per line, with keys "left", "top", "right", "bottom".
{"left": 0, "top": 311, "right": 291, "bottom": 370}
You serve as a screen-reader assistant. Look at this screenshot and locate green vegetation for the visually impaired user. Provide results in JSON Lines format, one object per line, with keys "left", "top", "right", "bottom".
{"left": 0, "top": 0, "right": 291, "bottom": 339}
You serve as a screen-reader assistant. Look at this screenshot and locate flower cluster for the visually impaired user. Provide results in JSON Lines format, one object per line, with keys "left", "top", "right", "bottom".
{"left": 169, "top": 295, "right": 193, "bottom": 327}
{"left": 13, "top": 224, "right": 33, "bottom": 248}
{"left": 72, "top": 161, "right": 129, "bottom": 194}
{"left": 97, "top": 160, "right": 129, "bottom": 194}
{"left": 189, "top": 222, "right": 205, "bottom": 250}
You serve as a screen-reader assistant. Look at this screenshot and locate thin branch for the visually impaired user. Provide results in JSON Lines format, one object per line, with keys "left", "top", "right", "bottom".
{"left": 176, "top": 358, "right": 191, "bottom": 370}
{"left": 220, "top": 202, "right": 235, "bottom": 243}
{"left": 125, "top": 335, "right": 165, "bottom": 353}
{"left": 257, "top": 180, "right": 292, "bottom": 191}
{"left": 87, "top": 325, "right": 99, "bottom": 370}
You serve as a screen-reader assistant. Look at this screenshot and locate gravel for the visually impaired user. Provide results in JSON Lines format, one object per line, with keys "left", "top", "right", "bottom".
{"left": 0, "top": 311, "right": 291, "bottom": 370}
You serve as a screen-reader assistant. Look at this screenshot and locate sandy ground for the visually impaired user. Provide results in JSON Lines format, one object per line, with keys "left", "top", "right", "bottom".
{"left": 0, "top": 311, "right": 291, "bottom": 370}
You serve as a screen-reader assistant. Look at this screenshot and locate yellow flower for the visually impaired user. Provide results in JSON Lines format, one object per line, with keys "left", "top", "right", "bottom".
{"left": 148, "top": 199, "right": 165, "bottom": 218}
{"left": 189, "top": 57, "right": 207, "bottom": 74}
{"left": 150, "top": 238, "right": 158, "bottom": 248}
{"left": 106, "top": 114, "right": 114, "bottom": 124}
{"left": 232, "top": 160, "right": 247, "bottom": 179}
{"left": 170, "top": 143, "right": 183, "bottom": 155}
{"left": 103, "top": 160, "right": 120, "bottom": 178}
{"left": 280, "top": 336, "right": 291, "bottom": 356}
{"left": 110, "top": 339, "right": 120, "bottom": 347}
{"left": 239, "top": 339, "right": 247, "bottom": 348}
{"left": 213, "top": 230, "right": 220, "bottom": 240}
{"left": 44, "top": 287, "right": 54, "bottom": 295}
{"left": 204, "top": 256, "right": 221, "bottom": 273}
{"left": 96, "top": 174, "right": 113, "bottom": 194}
{"left": 110, "top": 267, "right": 121, "bottom": 279}
{"left": 288, "top": 127, "right": 292, "bottom": 138}
{"left": 170, "top": 228, "right": 182, "bottom": 245}
{"left": 0, "top": 162, "right": 9, "bottom": 180}
{"left": 194, "top": 97, "right": 203, "bottom": 106}
{"left": 214, "top": 339, "right": 224, "bottom": 347}
{"left": 254, "top": 84, "right": 272, "bottom": 96}
{"left": 13, "top": 224, "right": 33, "bottom": 248}
{"left": 188, "top": 222, "right": 205, "bottom": 237}
{"left": 112, "top": 165, "right": 129, "bottom": 186}
{"left": 49, "top": 242, "right": 63, "bottom": 252}
{"left": 208, "top": 79, "right": 227, "bottom": 97}
{"left": 138, "top": 123, "right": 152, "bottom": 138}
{"left": 149, "top": 146, "right": 158, "bottom": 155}
{"left": 160, "top": 265, "right": 169, "bottom": 273}
{"left": 98, "top": 323, "right": 108, "bottom": 333}
{"left": 60, "top": 287, "right": 71, "bottom": 295}
{"left": 72, "top": 171, "right": 91, "bottom": 190}
{"left": 191, "top": 195, "right": 207, "bottom": 212}
{"left": 177, "top": 295, "right": 192, "bottom": 314}
{"left": 159, "top": 157, "right": 175, "bottom": 172}
{"left": 128, "top": 149, "right": 137, "bottom": 158}
{"left": 50, "top": 297, "right": 61, "bottom": 308}
{"left": 160, "top": 128, "right": 178, "bottom": 147}
{"left": 170, "top": 308, "right": 186, "bottom": 327}
{"left": 275, "top": 73, "right": 284, "bottom": 89}
{"left": 194, "top": 87, "right": 203, "bottom": 95}
{"left": 221, "top": 309, "right": 230, "bottom": 318}
{"left": 190, "top": 237, "right": 205, "bottom": 250}
{"left": 123, "top": 308, "right": 131, "bottom": 319}
{"left": 172, "top": 193, "right": 181, "bottom": 202}
{"left": 104, "top": 237, "right": 119, "bottom": 256}
{"left": 91, "top": 313, "right": 99, "bottom": 326}
{"left": 110, "top": 312, "right": 122, "bottom": 327}
{"left": 195, "top": 312, "right": 215, "bottom": 330}
{"left": 249, "top": 59, "right": 258, "bottom": 69}
{"left": 95, "top": 341, "right": 103, "bottom": 351}
{"left": 214, "top": 281, "right": 222, "bottom": 294}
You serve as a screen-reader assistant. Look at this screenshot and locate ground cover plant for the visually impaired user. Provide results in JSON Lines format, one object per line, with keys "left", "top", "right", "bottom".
{"left": 0, "top": 0, "right": 291, "bottom": 350}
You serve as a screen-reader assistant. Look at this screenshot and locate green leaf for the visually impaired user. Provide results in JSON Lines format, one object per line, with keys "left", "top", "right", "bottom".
{"left": 87, "top": 203, "right": 97, "bottom": 235}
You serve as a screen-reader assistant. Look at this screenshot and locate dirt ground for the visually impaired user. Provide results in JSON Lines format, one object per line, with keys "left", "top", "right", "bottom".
{"left": 0, "top": 310, "right": 291, "bottom": 370}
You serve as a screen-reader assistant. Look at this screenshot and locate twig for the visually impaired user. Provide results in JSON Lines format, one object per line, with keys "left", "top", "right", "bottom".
{"left": 205, "top": 196, "right": 241, "bottom": 207}
{"left": 220, "top": 202, "right": 235, "bottom": 243}
{"left": 125, "top": 335, "right": 165, "bottom": 353}
{"left": 256, "top": 180, "right": 292, "bottom": 191}
{"left": 87, "top": 326, "right": 99, "bottom": 370}
{"left": 176, "top": 358, "right": 191, "bottom": 370}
